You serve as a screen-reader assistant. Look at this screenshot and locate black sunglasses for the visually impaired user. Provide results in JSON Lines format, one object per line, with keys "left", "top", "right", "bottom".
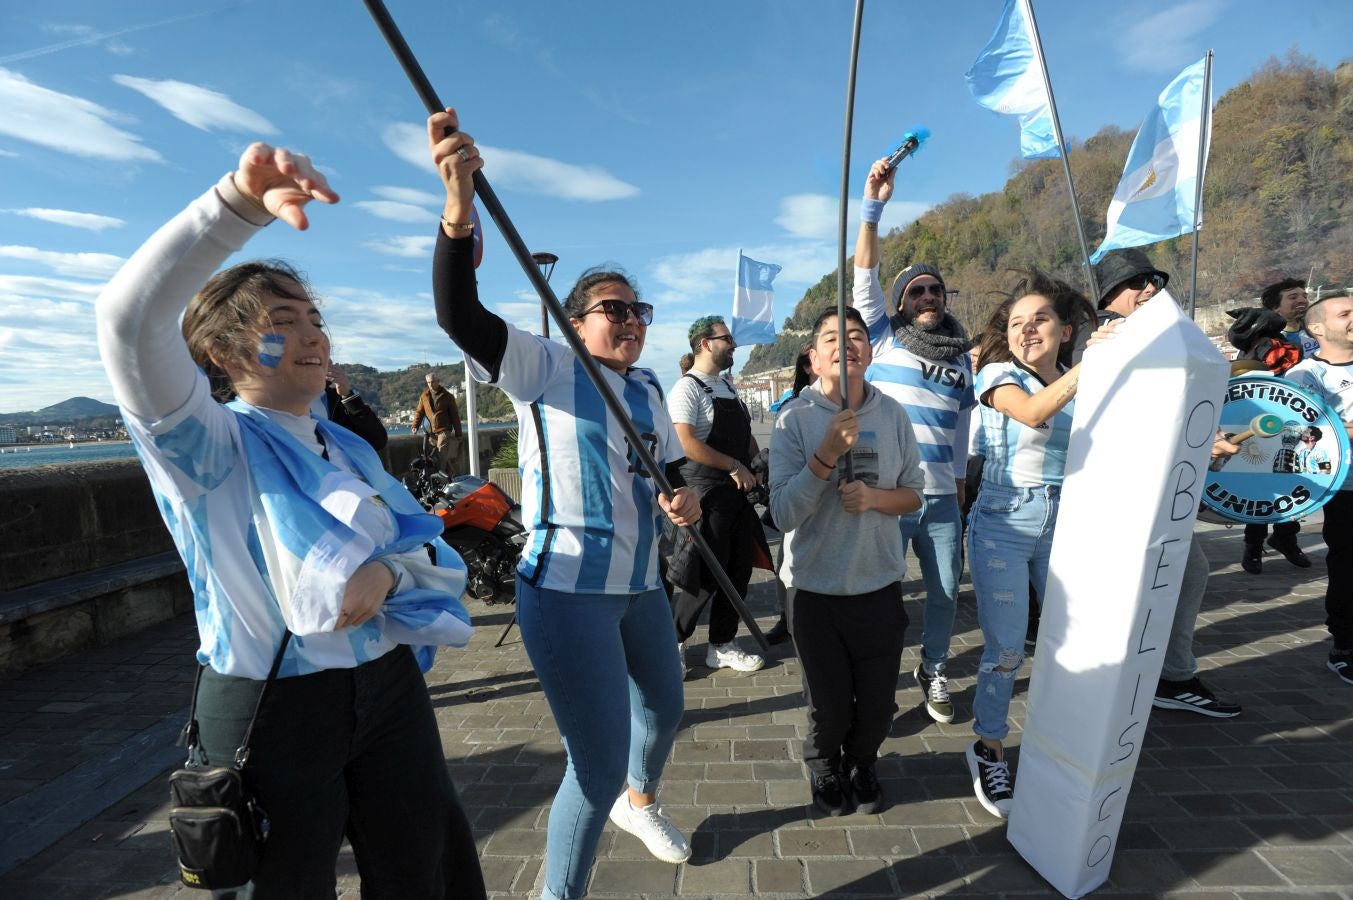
{"left": 579, "top": 299, "right": 654, "bottom": 326}
{"left": 1123, "top": 273, "right": 1166, "bottom": 291}
{"left": 907, "top": 283, "right": 945, "bottom": 299}
{"left": 706, "top": 334, "right": 735, "bottom": 344}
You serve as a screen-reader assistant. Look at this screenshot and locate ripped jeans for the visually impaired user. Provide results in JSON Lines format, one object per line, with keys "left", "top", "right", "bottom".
{"left": 966, "top": 482, "right": 1060, "bottom": 742}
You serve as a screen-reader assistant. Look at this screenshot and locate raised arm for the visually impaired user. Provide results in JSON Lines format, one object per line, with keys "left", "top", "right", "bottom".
{"left": 428, "top": 108, "right": 508, "bottom": 378}
{"left": 852, "top": 157, "right": 897, "bottom": 338}
{"left": 96, "top": 144, "right": 338, "bottom": 420}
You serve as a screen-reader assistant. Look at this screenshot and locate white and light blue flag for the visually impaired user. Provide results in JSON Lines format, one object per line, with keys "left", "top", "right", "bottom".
{"left": 731, "top": 251, "right": 781, "bottom": 346}
{"left": 966, "top": 0, "right": 1060, "bottom": 160}
{"left": 1090, "top": 56, "right": 1211, "bottom": 263}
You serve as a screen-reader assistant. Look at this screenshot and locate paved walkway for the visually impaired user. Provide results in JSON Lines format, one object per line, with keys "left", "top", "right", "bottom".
{"left": 2, "top": 516, "right": 1351, "bottom": 899}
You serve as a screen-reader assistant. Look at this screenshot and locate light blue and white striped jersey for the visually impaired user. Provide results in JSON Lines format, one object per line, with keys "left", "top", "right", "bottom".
{"left": 854, "top": 266, "right": 975, "bottom": 494}
{"left": 471, "top": 323, "right": 683, "bottom": 594}
{"left": 975, "top": 362, "right": 1075, "bottom": 487}
{"left": 1288, "top": 356, "right": 1353, "bottom": 490}
{"left": 124, "top": 379, "right": 407, "bottom": 679}
{"left": 1284, "top": 328, "right": 1320, "bottom": 359}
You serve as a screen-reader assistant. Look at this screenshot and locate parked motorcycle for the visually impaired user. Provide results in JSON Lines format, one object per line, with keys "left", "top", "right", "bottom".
{"left": 402, "top": 436, "right": 526, "bottom": 605}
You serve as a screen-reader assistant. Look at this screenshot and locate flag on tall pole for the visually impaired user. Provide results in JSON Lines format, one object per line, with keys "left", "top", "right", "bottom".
{"left": 731, "top": 251, "right": 781, "bottom": 346}
{"left": 965, "top": 0, "right": 1059, "bottom": 160}
{"left": 1090, "top": 56, "right": 1212, "bottom": 264}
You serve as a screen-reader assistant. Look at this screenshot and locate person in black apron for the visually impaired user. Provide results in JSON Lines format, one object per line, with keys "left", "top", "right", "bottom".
{"left": 667, "top": 316, "right": 771, "bottom": 673}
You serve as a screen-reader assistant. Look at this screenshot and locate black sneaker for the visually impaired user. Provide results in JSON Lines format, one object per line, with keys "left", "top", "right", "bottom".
{"left": 914, "top": 663, "right": 955, "bottom": 723}
{"left": 1329, "top": 648, "right": 1353, "bottom": 685}
{"left": 1266, "top": 535, "right": 1311, "bottom": 568}
{"left": 765, "top": 616, "right": 791, "bottom": 645}
{"left": 1152, "top": 676, "right": 1242, "bottom": 718}
{"left": 810, "top": 771, "right": 846, "bottom": 817}
{"left": 965, "top": 740, "right": 1013, "bottom": 819}
{"left": 1241, "top": 543, "right": 1263, "bottom": 575}
{"left": 849, "top": 765, "right": 885, "bottom": 815}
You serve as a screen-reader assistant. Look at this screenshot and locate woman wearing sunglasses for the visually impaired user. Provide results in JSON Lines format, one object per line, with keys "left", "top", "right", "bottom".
{"left": 427, "top": 109, "right": 702, "bottom": 900}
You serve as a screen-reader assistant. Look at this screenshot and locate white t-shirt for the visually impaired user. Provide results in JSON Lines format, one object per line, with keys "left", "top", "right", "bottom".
{"left": 667, "top": 369, "right": 739, "bottom": 442}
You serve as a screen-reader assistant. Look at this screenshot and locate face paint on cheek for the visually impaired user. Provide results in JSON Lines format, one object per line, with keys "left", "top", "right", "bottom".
{"left": 257, "top": 332, "right": 285, "bottom": 369}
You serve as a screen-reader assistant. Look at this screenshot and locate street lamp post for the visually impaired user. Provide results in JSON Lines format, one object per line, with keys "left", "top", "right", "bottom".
{"left": 531, "top": 251, "right": 559, "bottom": 338}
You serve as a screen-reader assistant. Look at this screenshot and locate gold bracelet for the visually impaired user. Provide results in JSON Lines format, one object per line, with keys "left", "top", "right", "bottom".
{"left": 441, "top": 217, "right": 474, "bottom": 232}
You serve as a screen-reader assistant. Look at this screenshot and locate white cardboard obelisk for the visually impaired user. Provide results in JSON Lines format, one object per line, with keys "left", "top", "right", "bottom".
{"left": 1007, "top": 292, "right": 1229, "bottom": 897}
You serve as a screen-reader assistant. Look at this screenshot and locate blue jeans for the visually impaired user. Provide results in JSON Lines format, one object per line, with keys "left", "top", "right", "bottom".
{"left": 900, "top": 492, "right": 963, "bottom": 674}
{"left": 967, "top": 483, "right": 1060, "bottom": 742}
{"left": 516, "top": 577, "right": 685, "bottom": 900}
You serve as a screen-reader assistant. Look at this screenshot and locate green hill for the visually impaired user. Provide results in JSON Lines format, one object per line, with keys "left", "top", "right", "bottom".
{"left": 745, "top": 53, "right": 1353, "bottom": 374}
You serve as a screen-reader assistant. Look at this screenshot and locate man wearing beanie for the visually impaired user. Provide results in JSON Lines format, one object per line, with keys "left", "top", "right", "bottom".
{"left": 853, "top": 157, "right": 974, "bottom": 724}
{"left": 1089, "top": 249, "right": 1242, "bottom": 719}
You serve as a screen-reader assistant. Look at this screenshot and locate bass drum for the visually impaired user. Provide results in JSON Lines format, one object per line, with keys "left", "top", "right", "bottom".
{"left": 1199, "top": 373, "right": 1350, "bottom": 525}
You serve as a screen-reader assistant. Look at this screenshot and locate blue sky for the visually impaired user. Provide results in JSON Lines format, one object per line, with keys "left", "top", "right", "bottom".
{"left": 1, "top": 0, "right": 1349, "bottom": 413}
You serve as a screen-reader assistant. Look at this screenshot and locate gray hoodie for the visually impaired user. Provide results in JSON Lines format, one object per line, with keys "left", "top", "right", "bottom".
{"left": 769, "top": 382, "right": 924, "bottom": 595}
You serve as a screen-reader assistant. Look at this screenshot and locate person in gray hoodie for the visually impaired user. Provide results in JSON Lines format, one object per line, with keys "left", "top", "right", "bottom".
{"left": 770, "top": 307, "right": 925, "bottom": 816}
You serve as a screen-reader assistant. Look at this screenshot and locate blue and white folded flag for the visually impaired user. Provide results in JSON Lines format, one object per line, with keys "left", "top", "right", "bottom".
{"left": 966, "top": 0, "right": 1060, "bottom": 160}
{"left": 731, "top": 251, "right": 781, "bottom": 346}
{"left": 1090, "top": 56, "right": 1211, "bottom": 263}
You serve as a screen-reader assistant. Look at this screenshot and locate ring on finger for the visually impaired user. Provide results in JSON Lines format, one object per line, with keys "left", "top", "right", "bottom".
{"left": 456, "top": 147, "right": 470, "bottom": 162}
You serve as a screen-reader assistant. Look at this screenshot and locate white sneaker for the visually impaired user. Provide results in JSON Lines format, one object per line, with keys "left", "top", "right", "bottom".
{"left": 705, "top": 641, "right": 764, "bottom": 672}
{"left": 608, "top": 792, "right": 691, "bottom": 863}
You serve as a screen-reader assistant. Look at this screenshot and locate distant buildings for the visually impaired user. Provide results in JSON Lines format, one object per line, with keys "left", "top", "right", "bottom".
{"left": 0, "top": 426, "right": 15, "bottom": 445}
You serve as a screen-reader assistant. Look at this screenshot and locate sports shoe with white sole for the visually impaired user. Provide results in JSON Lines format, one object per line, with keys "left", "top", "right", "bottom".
{"left": 966, "top": 740, "right": 1013, "bottom": 819}
{"left": 706, "top": 641, "right": 764, "bottom": 672}
{"left": 914, "top": 663, "right": 955, "bottom": 723}
{"left": 1152, "top": 676, "right": 1241, "bottom": 718}
{"left": 1329, "top": 648, "right": 1353, "bottom": 685}
{"left": 608, "top": 793, "right": 691, "bottom": 863}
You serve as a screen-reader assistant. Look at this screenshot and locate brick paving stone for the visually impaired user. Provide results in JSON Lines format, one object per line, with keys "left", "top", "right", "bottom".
{"left": 3, "top": 519, "right": 1353, "bottom": 898}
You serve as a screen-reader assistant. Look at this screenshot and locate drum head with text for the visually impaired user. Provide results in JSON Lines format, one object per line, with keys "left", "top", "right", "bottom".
{"left": 1201, "top": 373, "right": 1350, "bottom": 524}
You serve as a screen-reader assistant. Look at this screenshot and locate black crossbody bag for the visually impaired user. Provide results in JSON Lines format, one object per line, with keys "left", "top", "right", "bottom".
{"left": 168, "top": 632, "right": 292, "bottom": 890}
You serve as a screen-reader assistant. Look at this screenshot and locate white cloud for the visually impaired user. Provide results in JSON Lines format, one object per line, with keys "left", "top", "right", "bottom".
{"left": 0, "top": 68, "right": 161, "bottom": 162}
{"left": 372, "top": 186, "right": 441, "bottom": 206}
{"left": 364, "top": 235, "right": 436, "bottom": 258}
{"left": 104, "top": 40, "right": 134, "bottom": 57}
{"left": 0, "top": 273, "right": 105, "bottom": 302}
{"left": 112, "top": 74, "right": 278, "bottom": 134}
{"left": 651, "top": 242, "right": 843, "bottom": 300}
{"left": 1122, "top": 0, "right": 1224, "bottom": 72}
{"left": 43, "top": 24, "right": 96, "bottom": 37}
{"left": 0, "top": 246, "right": 124, "bottom": 279}
{"left": 353, "top": 200, "right": 438, "bottom": 224}
{"left": 383, "top": 122, "right": 640, "bottom": 202}
{"left": 775, "top": 194, "right": 931, "bottom": 240}
{"left": 0, "top": 148, "right": 17, "bottom": 158}
{"left": 7, "top": 208, "right": 125, "bottom": 231}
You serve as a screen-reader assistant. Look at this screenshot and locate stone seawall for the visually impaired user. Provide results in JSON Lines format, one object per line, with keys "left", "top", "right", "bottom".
{"left": 0, "top": 430, "right": 510, "bottom": 676}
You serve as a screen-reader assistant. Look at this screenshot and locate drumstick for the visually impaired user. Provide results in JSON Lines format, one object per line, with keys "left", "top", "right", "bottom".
{"left": 1227, "top": 413, "right": 1286, "bottom": 444}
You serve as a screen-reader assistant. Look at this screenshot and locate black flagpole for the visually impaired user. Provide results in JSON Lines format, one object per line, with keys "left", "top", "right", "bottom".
{"left": 361, "top": 0, "right": 769, "bottom": 655}
{"left": 834, "top": 0, "right": 865, "bottom": 481}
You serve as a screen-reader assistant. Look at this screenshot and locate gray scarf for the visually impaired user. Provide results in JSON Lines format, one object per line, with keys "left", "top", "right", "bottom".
{"left": 893, "top": 312, "right": 972, "bottom": 361}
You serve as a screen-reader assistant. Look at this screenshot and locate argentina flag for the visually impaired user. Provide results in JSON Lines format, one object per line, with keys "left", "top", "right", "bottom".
{"left": 1090, "top": 56, "right": 1211, "bottom": 263}
{"left": 731, "top": 251, "right": 781, "bottom": 346}
{"left": 966, "top": 0, "right": 1060, "bottom": 160}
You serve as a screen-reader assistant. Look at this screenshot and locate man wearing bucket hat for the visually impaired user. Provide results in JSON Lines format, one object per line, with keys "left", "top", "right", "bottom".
{"left": 853, "top": 158, "right": 975, "bottom": 725}
{"left": 1090, "top": 250, "right": 1242, "bottom": 718}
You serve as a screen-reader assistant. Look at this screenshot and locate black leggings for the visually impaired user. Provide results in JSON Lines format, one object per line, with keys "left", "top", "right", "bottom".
{"left": 194, "top": 646, "right": 486, "bottom": 900}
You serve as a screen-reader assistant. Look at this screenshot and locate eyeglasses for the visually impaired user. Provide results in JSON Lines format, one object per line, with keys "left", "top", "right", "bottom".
{"left": 579, "top": 299, "right": 654, "bottom": 326}
{"left": 1123, "top": 273, "right": 1166, "bottom": 291}
{"left": 907, "top": 283, "right": 946, "bottom": 299}
{"left": 706, "top": 334, "right": 735, "bottom": 345}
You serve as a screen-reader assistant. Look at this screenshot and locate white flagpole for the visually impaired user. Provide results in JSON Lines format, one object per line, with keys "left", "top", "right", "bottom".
{"left": 1187, "top": 50, "right": 1214, "bottom": 321}
{"left": 464, "top": 365, "right": 479, "bottom": 476}
{"left": 1021, "top": 0, "right": 1098, "bottom": 305}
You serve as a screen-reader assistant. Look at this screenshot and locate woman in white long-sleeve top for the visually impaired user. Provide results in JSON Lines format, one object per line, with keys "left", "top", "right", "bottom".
{"left": 95, "top": 143, "right": 485, "bottom": 899}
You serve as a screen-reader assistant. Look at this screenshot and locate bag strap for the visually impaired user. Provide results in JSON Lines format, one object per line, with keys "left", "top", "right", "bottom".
{"left": 178, "top": 631, "right": 293, "bottom": 769}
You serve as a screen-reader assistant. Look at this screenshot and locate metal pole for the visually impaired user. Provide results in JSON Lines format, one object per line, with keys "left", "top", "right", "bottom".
{"left": 463, "top": 369, "right": 479, "bottom": 476}
{"left": 361, "top": 0, "right": 769, "bottom": 654}
{"left": 834, "top": 0, "right": 864, "bottom": 481}
{"left": 1021, "top": 0, "right": 1098, "bottom": 305}
{"left": 1187, "top": 50, "right": 1213, "bottom": 321}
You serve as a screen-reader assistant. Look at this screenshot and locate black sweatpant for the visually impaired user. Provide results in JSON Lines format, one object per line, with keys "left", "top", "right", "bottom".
{"left": 194, "top": 645, "right": 486, "bottom": 900}
{"left": 1244, "top": 519, "right": 1299, "bottom": 546}
{"left": 789, "top": 583, "right": 908, "bottom": 776}
{"left": 672, "top": 494, "right": 754, "bottom": 646}
{"left": 1324, "top": 491, "right": 1353, "bottom": 649}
